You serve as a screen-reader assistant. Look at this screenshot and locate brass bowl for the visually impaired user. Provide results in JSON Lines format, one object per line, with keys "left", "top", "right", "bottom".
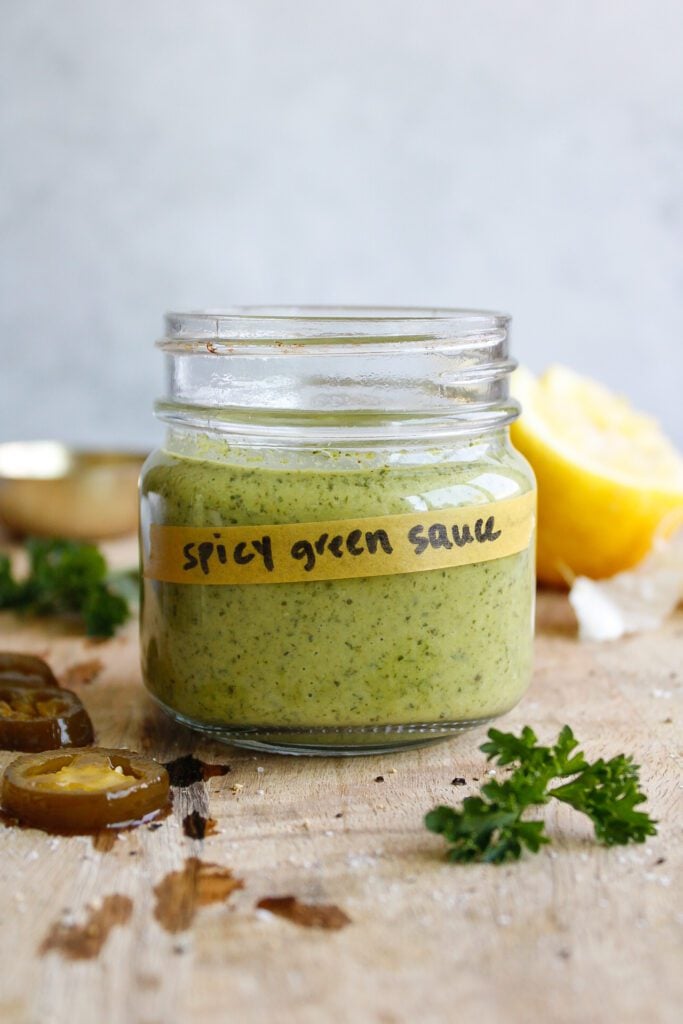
{"left": 0, "top": 442, "right": 147, "bottom": 540}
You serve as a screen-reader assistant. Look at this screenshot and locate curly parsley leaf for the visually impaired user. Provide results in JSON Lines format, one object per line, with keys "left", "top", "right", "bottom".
{"left": 481, "top": 724, "right": 586, "bottom": 778}
{"left": 551, "top": 755, "right": 657, "bottom": 846}
{"left": 0, "top": 555, "right": 23, "bottom": 607}
{"left": 426, "top": 799, "right": 549, "bottom": 864}
{"left": 82, "top": 585, "right": 130, "bottom": 638}
{"left": 0, "top": 538, "right": 133, "bottom": 638}
{"left": 426, "top": 726, "right": 657, "bottom": 864}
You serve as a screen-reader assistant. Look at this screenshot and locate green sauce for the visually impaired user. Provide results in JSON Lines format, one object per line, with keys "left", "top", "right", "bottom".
{"left": 140, "top": 440, "right": 535, "bottom": 748}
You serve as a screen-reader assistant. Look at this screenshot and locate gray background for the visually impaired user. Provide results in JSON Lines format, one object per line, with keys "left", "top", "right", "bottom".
{"left": 1, "top": 0, "right": 682, "bottom": 447}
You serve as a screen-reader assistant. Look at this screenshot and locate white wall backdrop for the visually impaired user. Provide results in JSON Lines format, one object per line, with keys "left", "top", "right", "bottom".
{"left": 1, "top": 0, "right": 682, "bottom": 447}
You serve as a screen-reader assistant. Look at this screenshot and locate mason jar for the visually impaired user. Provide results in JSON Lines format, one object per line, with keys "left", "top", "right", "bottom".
{"left": 139, "top": 307, "right": 536, "bottom": 755}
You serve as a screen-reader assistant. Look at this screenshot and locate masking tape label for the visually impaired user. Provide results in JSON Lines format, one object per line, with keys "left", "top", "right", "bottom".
{"left": 145, "top": 490, "right": 536, "bottom": 586}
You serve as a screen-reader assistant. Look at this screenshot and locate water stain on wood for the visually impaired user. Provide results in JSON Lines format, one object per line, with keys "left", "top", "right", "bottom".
{"left": 182, "top": 811, "right": 218, "bottom": 840}
{"left": 135, "top": 972, "right": 161, "bottom": 991}
{"left": 40, "top": 894, "right": 133, "bottom": 960}
{"left": 257, "top": 896, "right": 351, "bottom": 930}
{"left": 60, "top": 658, "right": 104, "bottom": 687}
{"left": 153, "top": 858, "right": 243, "bottom": 933}
{"left": 92, "top": 830, "right": 118, "bottom": 853}
{"left": 163, "top": 755, "right": 231, "bottom": 788}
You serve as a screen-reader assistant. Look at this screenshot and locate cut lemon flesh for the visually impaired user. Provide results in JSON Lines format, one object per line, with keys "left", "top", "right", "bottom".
{"left": 511, "top": 366, "right": 683, "bottom": 584}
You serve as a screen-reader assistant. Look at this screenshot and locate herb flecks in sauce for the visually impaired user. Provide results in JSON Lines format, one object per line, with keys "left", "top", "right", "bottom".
{"left": 141, "top": 445, "right": 535, "bottom": 733}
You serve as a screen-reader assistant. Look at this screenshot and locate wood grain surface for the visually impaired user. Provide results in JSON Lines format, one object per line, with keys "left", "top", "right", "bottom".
{"left": 0, "top": 538, "right": 680, "bottom": 1024}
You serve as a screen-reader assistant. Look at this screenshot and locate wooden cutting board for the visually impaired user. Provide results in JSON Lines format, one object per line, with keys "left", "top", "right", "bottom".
{"left": 0, "top": 537, "right": 680, "bottom": 1024}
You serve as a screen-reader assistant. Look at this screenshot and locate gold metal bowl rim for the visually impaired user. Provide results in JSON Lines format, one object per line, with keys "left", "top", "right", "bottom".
{"left": 0, "top": 442, "right": 148, "bottom": 482}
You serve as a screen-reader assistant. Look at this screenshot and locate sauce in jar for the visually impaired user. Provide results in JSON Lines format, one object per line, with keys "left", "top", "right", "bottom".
{"left": 140, "top": 308, "right": 536, "bottom": 754}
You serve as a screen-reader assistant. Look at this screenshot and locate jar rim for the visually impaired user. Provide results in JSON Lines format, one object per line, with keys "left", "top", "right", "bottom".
{"left": 157, "top": 306, "right": 518, "bottom": 443}
{"left": 162, "top": 306, "right": 509, "bottom": 346}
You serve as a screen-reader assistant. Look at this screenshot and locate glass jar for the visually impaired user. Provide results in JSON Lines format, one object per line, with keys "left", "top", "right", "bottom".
{"left": 139, "top": 307, "right": 536, "bottom": 755}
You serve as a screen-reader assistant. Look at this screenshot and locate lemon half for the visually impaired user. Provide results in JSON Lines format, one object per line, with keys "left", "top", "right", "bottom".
{"left": 511, "top": 366, "right": 683, "bottom": 584}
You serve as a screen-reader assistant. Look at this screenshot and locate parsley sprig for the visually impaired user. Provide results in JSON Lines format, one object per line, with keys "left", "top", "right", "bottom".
{"left": 425, "top": 726, "right": 657, "bottom": 864}
{"left": 0, "top": 538, "right": 133, "bottom": 638}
